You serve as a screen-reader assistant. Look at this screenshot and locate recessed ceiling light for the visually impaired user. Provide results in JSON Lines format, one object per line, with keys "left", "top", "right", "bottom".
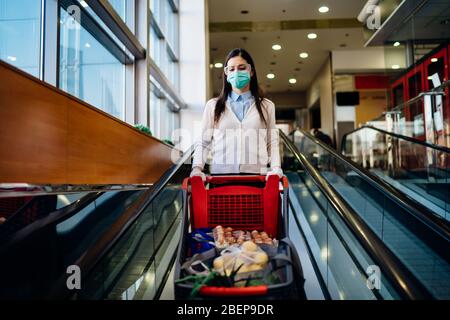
{"left": 431, "top": 58, "right": 438, "bottom": 63}
{"left": 7, "top": 56, "right": 17, "bottom": 62}
{"left": 392, "top": 65, "right": 400, "bottom": 69}
{"left": 85, "top": 42, "right": 91, "bottom": 48}
{"left": 214, "top": 62, "right": 223, "bottom": 68}
{"left": 272, "top": 44, "right": 282, "bottom": 51}
{"left": 307, "top": 33, "right": 317, "bottom": 39}
{"left": 318, "top": 6, "right": 329, "bottom": 13}
{"left": 289, "top": 78, "right": 297, "bottom": 84}
{"left": 79, "top": 0, "right": 89, "bottom": 8}
{"left": 299, "top": 52, "right": 309, "bottom": 58}
{"left": 393, "top": 41, "right": 400, "bottom": 47}
{"left": 267, "top": 73, "right": 275, "bottom": 79}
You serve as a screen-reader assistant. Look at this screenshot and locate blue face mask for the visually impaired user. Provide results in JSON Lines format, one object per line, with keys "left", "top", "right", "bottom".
{"left": 227, "top": 70, "right": 251, "bottom": 89}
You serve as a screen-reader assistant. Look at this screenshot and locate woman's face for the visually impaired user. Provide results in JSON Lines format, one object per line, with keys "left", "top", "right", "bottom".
{"left": 226, "top": 56, "right": 253, "bottom": 76}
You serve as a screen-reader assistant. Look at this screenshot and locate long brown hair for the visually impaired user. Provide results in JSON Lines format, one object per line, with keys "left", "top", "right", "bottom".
{"left": 214, "top": 48, "right": 266, "bottom": 126}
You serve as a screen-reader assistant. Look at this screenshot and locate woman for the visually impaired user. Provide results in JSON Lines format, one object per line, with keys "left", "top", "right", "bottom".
{"left": 191, "top": 48, "right": 282, "bottom": 180}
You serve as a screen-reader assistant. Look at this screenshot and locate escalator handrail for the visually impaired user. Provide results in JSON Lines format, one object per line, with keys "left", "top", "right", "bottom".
{"left": 340, "top": 125, "right": 450, "bottom": 154}
{"left": 43, "top": 146, "right": 194, "bottom": 299}
{"left": 280, "top": 131, "right": 433, "bottom": 299}
{"left": 63, "top": 146, "right": 195, "bottom": 297}
{"left": 293, "top": 129, "right": 450, "bottom": 241}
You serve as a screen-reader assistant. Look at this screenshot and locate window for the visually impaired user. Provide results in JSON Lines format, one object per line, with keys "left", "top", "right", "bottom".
{"left": 108, "top": 0, "right": 126, "bottom": 22}
{"left": 149, "top": 0, "right": 181, "bottom": 140}
{"left": 150, "top": 87, "right": 160, "bottom": 138}
{"left": 59, "top": 7, "right": 125, "bottom": 120}
{"left": 150, "top": 27, "right": 161, "bottom": 66}
{"left": 0, "top": 0, "right": 42, "bottom": 77}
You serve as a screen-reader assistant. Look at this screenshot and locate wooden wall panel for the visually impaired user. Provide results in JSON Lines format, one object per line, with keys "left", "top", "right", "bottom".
{"left": 0, "top": 61, "right": 180, "bottom": 185}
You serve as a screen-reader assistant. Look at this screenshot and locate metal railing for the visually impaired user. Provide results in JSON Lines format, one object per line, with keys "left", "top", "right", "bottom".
{"left": 282, "top": 130, "right": 434, "bottom": 299}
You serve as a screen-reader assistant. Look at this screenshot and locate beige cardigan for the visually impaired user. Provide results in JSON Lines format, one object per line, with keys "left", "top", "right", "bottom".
{"left": 192, "top": 97, "right": 281, "bottom": 174}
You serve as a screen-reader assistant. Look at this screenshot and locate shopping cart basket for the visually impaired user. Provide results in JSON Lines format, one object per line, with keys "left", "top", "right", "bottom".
{"left": 174, "top": 175, "right": 306, "bottom": 299}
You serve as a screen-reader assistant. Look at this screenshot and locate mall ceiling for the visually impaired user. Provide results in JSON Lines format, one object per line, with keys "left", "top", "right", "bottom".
{"left": 208, "top": 0, "right": 368, "bottom": 94}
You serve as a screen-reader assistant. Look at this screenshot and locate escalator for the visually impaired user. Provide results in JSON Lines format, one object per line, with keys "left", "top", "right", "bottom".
{"left": 341, "top": 125, "right": 449, "bottom": 221}
{"left": 1, "top": 131, "right": 448, "bottom": 299}
{"left": 0, "top": 148, "right": 193, "bottom": 299}
{"left": 288, "top": 129, "right": 450, "bottom": 299}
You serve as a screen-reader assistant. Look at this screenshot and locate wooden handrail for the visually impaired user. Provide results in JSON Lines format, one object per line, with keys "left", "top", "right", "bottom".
{"left": 0, "top": 61, "right": 180, "bottom": 185}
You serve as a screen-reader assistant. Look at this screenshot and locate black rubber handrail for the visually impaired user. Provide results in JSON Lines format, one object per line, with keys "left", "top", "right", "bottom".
{"left": 292, "top": 129, "right": 450, "bottom": 241}
{"left": 46, "top": 147, "right": 194, "bottom": 299}
{"left": 281, "top": 131, "right": 433, "bottom": 299}
{"left": 341, "top": 125, "right": 450, "bottom": 154}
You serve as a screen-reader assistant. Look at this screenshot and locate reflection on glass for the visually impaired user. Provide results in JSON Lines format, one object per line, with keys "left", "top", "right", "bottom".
{"left": 295, "top": 131, "right": 450, "bottom": 298}
{"left": 59, "top": 8, "right": 125, "bottom": 119}
{"left": 343, "top": 126, "right": 449, "bottom": 221}
{"left": 282, "top": 141, "right": 396, "bottom": 299}
{"left": 108, "top": 0, "right": 126, "bottom": 22}
{"left": 0, "top": 0, "right": 41, "bottom": 77}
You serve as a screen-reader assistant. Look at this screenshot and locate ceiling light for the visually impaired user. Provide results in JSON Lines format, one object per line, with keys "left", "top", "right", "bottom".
{"left": 267, "top": 73, "right": 275, "bottom": 79}
{"left": 7, "top": 56, "right": 17, "bottom": 62}
{"left": 299, "top": 52, "right": 309, "bottom": 58}
{"left": 85, "top": 42, "right": 91, "bottom": 48}
{"left": 272, "top": 44, "right": 282, "bottom": 51}
{"left": 209, "top": 64, "right": 213, "bottom": 69}
{"left": 79, "top": 0, "right": 89, "bottom": 8}
{"left": 318, "top": 6, "right": 329, "bottom": 13}
{"left": 431, "top": 58, "right": 438, "bottom": 63}
{"left": 307, "top": 33, "right": 317, "bottom": 39}
{"left": 289, "top": 78, "right": 297, "bottom": 84}
{"left": 393, "top": 41, "right": 400, "bottom": 47}
{"left": 391, "top": 65, "right": 400, "bottom": 69}
{"left": 427, "top": 76, "right": 433, "bottom": 80}
{"left": 214, "top": 62, "right": 223, "bottom": 68}
{"left": 310, "top": 213, "right": 319, "bottom": 224}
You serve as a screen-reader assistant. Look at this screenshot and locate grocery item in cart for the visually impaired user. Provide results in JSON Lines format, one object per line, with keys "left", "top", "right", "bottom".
{"left": 212, "top": 225, "right": 278, "bottom": 249}
{"left": 212, "top": 241, "right": 269, "bottom": 276}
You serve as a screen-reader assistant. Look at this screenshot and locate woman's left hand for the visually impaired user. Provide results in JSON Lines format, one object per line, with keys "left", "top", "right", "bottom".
{"left": 266, "top": 166, "right": 283, "bottom": 180}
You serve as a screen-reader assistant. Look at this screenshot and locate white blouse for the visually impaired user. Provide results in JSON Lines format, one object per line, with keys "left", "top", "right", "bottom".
{"left": 192, "top": 97, "right": 281, "bottom": 174}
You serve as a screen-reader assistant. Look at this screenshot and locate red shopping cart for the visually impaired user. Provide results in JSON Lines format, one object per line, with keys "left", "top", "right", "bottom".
{"left": 174, "top": 175, "right": 305, "bottom": 299}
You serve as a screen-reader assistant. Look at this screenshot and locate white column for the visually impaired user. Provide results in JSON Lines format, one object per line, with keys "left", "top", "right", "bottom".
{"left": 178, "top": 0, "right": 209, "bottom": 151}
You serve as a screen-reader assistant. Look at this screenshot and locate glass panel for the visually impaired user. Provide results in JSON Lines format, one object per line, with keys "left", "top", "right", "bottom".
{"left": 343, "top": 126, "right": 449, "bottom": 221}
{"left": 295, "top": 131, "right": 450, "bottom": 298}
{"left": 108, "top": 0, "right": 126, "bottom": 22}
{"left": 150, "top": 85, "right": 160, "bottom": 138}
{"left": 79, "top": 158, "right": 191, "bottom": 300}
{"left": 282, "top": 140, "right": 398, "bottom": 299}
{"left": 149, "top": 26, "right": 161, "bottom": 65}
{"left": 59, "top": 7, "right": 125, "bottom": 120}
{"left": 0, "top": 0, "right": 41, "bottom": 77}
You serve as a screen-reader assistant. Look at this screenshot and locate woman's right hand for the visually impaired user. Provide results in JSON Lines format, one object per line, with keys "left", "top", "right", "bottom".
{"left": 190, "top": 166, "right": 206, "bottom": 181}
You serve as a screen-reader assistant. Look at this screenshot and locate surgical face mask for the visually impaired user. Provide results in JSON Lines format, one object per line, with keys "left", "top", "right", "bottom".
{"left": 226, "top": 70, "right": 251, "bottom": 89}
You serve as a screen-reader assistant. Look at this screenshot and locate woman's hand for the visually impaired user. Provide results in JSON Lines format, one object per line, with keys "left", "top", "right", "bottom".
{"left": 190, "top": 166, "right": 206, "bottom": 181}
{"left": 266, "top": 166, "right": 283, "bottom": 180}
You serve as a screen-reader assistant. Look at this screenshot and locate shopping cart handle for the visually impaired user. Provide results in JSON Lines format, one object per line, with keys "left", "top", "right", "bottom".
{"left": 205, "top": 175, "right": 267, "bottom": 184}
{"left": 199, "top": 285, "right": 268, "bottom": 297}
